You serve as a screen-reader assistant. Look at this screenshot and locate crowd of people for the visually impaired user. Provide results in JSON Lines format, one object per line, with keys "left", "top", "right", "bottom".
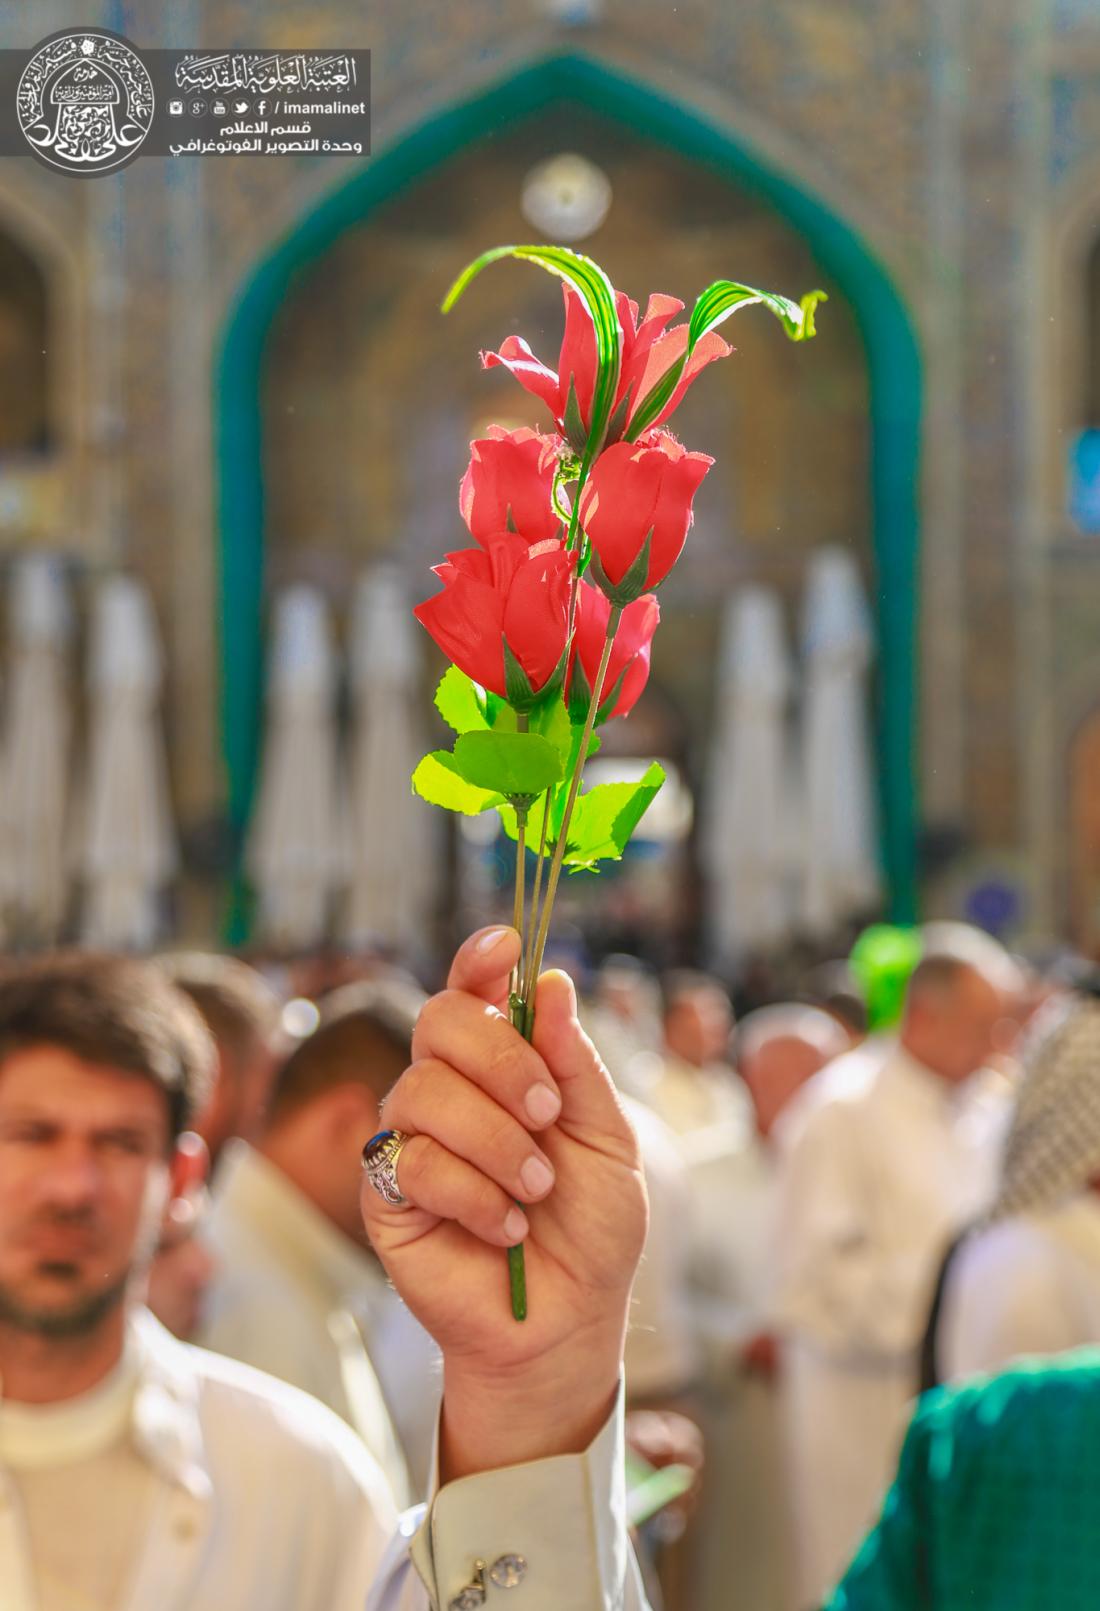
{"left": 4, "top": 915, "right": 1100, "bottom": 1608}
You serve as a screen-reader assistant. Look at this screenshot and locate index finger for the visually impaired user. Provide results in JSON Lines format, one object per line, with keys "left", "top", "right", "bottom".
{"left": 446, "top": 925, "right": 522, "bottom": 1012}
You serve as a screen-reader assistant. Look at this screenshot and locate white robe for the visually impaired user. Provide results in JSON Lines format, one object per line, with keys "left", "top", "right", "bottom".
{"left": 645, "top": 1051, "right": 752, "bottom": 1142}
{"left": 199, "top": 1143, "right": 424, "bottom": 1505}
{"left": 770, "top": 1040, "right": 1004, "bottom": 1604}
{"left": 0, "top": 1308, "right": 650, "bottom": 1611}
{"left": 940, "top": 1194, "right": 1100, "bottom": 1381}
{"left": 684, "top": 1120, "right": 797, "bottom": 1611}
{"left": 620, "top": 1096, "right": 703, "bottom": 1400}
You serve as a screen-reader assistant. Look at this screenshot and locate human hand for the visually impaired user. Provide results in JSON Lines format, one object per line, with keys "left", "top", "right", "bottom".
{"left": 360, "top": 925, "right": 648, "bottom": 1480}
{"left": 625, "top": 1407, "right": 705, "bottom": 1532}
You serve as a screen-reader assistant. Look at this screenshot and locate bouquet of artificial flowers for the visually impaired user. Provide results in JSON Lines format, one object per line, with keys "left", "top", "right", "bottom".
{"left": 413, "top": 245, "right": 823, "bottom": 1317}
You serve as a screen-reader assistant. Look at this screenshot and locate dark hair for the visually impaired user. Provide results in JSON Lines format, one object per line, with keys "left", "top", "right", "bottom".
{"left": 267, "top": 976, "right": 424, "bottom": 1125}
{"left": 0, "top": 953, "right": 216, "bottom": 1143}
{"left": 158, "top": 952, "right": 281, "bottom": 1067}
{"left": 906, "top": 953, "right": 975, "bottom": 1002}
{"left": 799, "top": 961, "right": 868, "bottom": 1039}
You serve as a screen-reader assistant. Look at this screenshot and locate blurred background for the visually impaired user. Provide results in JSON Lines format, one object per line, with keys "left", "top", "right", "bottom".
{"left": 9, "top": 10, "right": 1100, "bottom": 1611}
{"left": 0, "top": 0, "right": 1090, "bottom": 984}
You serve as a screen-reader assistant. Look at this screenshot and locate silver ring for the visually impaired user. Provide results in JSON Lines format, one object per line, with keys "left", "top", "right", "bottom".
{"left": 362, "top": 1129, "right": 411, "bottom": 1208}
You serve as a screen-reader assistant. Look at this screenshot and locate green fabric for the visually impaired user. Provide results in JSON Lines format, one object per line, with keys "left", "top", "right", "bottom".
{"left": 827, "top": 1348, "right": 1100, "bottom": 1609}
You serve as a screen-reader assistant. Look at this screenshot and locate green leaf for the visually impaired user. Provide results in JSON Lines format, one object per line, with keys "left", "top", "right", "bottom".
{"left": 441, "top": 243, "right": 622, "bottom": 474}
{"left": 688, "top": 281, "right": 826, "bottom": 348}
{"left": 453, "top": 730, "right": 564, "bottom": 798}
{"left": 497, "top": 721, "right": 604, "bottom": 850}
{"left": 502, "top": 636, "right": 572, "bottom": 714}
{"left": 595, "top": 664, "right": 630, "bottom": 725}
{"left": 412, "top": 751, "right": 503, "bottom": 815}
{"left": 626, "top": 281, "right": 826, "bottom": 441}
{"left": 481, "top": 691, "right": 515, "bottom": 731}
{"left": 603, "top": 382, "right": 635, "bottom": 446}
{"left": 563, "top": 763, "right": 665, "bottom": 870}
{"left": 502, "top": 637, "right": 537, "bottom": 709}
{"left": 561, "top": 375, "right": 587, "bottom": 457}
{"left": 567, "top": 653, "right": 593, "bottom": 725}
{"left": 434, "top": 667, "right": 489, "bottom": 735}
{"left": 531, "top": 695, "right": 573, "bottom": 765}
{"left": 587, "top": 535, "right": 652, "bottom": 606}
{"left": 549, "top": 719, "right": 602, "bottom": 840}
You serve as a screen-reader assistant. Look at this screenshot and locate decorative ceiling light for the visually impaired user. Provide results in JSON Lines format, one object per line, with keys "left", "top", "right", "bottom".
{"left": 520, "top": 152, "right": 612, "bottom": 242}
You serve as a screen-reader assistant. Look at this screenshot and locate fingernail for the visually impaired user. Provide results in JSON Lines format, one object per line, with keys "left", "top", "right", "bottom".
{"left": 504, "top": 1206, "right": 528, "bottom": 1242}
{"left": 525, "top": 1083, "right": 561, "bottom": 1125}
{"left": 476, "top": 926, "right": 511, "bottom": 954}
{"left": 520, "top": 1155, "right": 555, "bottom": 1197}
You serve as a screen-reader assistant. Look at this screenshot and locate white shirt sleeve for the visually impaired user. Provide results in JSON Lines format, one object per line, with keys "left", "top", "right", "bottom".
{"left": 939, "top": 1219, "right": 1084, "bottom": 1382}
{"left": 366, "top": 1378, "right": 651, "bottom": 1610}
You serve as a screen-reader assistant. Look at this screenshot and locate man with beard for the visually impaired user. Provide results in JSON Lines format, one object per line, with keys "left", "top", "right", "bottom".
{"left": 0, "top": 930, "right": 650, "bottom": 1610}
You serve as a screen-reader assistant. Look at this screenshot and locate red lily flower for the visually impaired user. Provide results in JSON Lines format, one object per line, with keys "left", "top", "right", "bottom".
{"left": 481, "top": 283, "right": 732, "bottom": 449}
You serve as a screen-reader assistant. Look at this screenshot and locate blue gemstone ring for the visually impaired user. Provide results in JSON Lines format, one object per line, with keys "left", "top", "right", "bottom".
{"left": 361, "top": 1129, "right": 411, "bottom": 1208}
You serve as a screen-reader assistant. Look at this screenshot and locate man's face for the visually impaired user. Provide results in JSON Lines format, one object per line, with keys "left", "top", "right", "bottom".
{"left": 743, "top": 1036, "right": 834, "bottom": 1139}
{"left": 0, "top": 1047, "right": 172, "bottom": 1335}
{"left": 931, "top": 970, "right": 1006, "bottom": 1084}
{"left": 665, "top": 988, "right": 732, "bottom": 1068}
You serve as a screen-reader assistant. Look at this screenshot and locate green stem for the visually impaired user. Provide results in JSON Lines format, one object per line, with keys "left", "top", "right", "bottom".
{"left": 508, "top": 714, "right": 529, "bottom": 1006}
{"left": 507, "top": 1244, "right": 527, "bottom": 1321}
{"left": 511, "top": 806, "right": 528, "bottom": 977}
{"left": 507, "top": 909, "right": 532, "bottom": 1324}
{"left": 522, "top": 790, "right": 552, "bottom": 1005}
{"left": 505, "top": 711, "right": 533, "bottom": 1322}
{"left": 524, "top": 609, "right": 621, "bottom": 1013}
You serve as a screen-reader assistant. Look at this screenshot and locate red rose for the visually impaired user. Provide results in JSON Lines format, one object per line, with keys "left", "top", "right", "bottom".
{"left": 481, "top": 284, "right": 731, "bottom": 448}
{"left": 568, "top": 583, "right": 660, "bottom": 723}
{"left": 578, "top": 431, "right": 714, "bottom": 598}
{"left": 459, "top": 425, "right": 563, "bottom": 546}
{"left": 413, "top": 533, "right": 575, "bottom": 704}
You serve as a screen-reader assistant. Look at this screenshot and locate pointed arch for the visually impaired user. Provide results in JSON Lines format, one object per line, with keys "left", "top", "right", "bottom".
{"left": 216, "top": 50, "right": 922, "bottom": 925}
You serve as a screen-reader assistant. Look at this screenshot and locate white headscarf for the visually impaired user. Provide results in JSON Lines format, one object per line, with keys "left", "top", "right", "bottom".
{"left": 993, "top": 992, "right": 1100, "bottom": 1219}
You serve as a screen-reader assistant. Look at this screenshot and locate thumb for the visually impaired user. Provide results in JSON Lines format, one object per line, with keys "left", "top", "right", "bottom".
{"left": 530, "top": 969, "right": 634, "bottom": 1142}
{"left": 445, "top": 925, "right": 522, "bottom": 1014}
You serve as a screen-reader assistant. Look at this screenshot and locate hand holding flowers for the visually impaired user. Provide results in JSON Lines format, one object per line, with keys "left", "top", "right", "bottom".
{"left": 412, "top": 245, "right": 823, "bottom": 1319}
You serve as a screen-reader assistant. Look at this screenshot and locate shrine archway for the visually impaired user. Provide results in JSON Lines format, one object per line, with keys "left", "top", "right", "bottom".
{"left": 216, "top": 50, "right": 922, "bottom": 930}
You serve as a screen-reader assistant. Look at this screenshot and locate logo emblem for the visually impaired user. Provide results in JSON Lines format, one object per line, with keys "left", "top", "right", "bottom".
{"left": 17, "top": 30, "right": 154, "bottom": 175}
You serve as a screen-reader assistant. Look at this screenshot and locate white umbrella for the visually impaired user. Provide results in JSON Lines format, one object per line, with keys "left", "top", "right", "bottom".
{"left": 77, "top": 575, "right": 178, "bottom": 950}
{"left": 246, "top": 584, "right": 345, "bottom": 950}
{"left": 796, "top": 546, "right": 882, "bottom": 937}
{"left": 341, "top": 564, "right": 437, "bottom": 952}
{"left": 702, "top": 587, "right": 799, "bottom": 965}
{"left": 0, "top": 555, "right": 72, "bottom": 945}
